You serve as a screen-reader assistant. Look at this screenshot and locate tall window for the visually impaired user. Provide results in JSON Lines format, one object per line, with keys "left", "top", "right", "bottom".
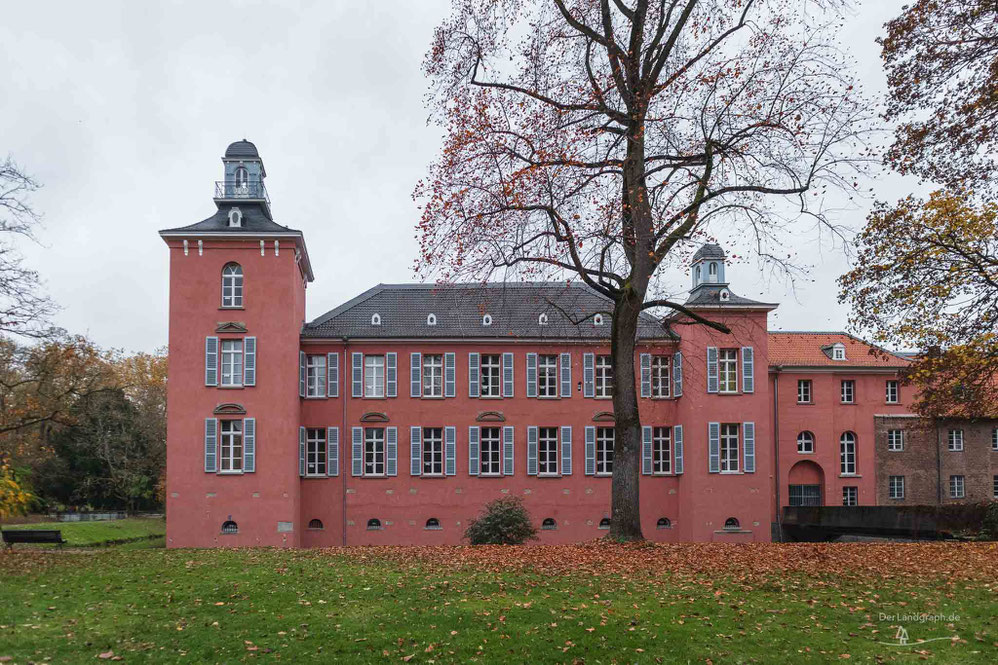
{"left": 885, "top": 380, "right": 899, "bottom": 403}
{"left": 364, "top": 355, "right": 385, "bottom": 398}
{"left": 220, "top": 339, "right": 243, "bottom": 387}
{"left": 993, "top": 428, "right": 998, "bottom": 451}
{"left": 538, "top": 355, "right": 558, "bottom": 398}
{"left": 993, "top": 475, "right": 998, "bottom": 499}
{"left": 788, "top": 484, "right": 821, "bottom": 506}
{"left": 797, "top": 379, "right": 812, "bottom": 403}
{"left": 840, "top": 431, "right": 857, "bottom": 475}
{"left": 422, "top": 355, "right": 443, "bottom": 398}
{"left": 652, "top": 426, "right": 671, "bottom": 474}
{"left": 651, "top": 356, "right": 671, "bottom": 398}
{"left": 306, "top": 355, "right": 326, "bottom": 398}
{"left": 797, "top": 431, "right": 814, "bottom": 454}
{"left": 842, "top": 486, "right": 858, "bottom": 506}
{"left": 234, "top": 166, "right": 249, "bottom": 188}
{"left": 480, "top": 427, "right": 501, "bottom": 475}
{"left": 364, "top": 428, "right": 385, "bottom": 476}
{"left": 422, "top": 427, "right": 443, "bottom": 475}
{"left": 538, "top": 427, "right": 559, "bottom": 475}
{"left": 718, "top": 349, "right": 738, "bottom": 393}
{"left": 596, "top": 427, "right": 614, "bottom": 475}
{"left": 480, "top": 355, "right": 501, "bottom": 397}
{"left": 840, "top": 380, "right": 855, "bottom": 404}
{"left": 949, "top": 475, "right": 965, "bottom": 499}
{"left": 595, "top": 356, "right": 614, "bottom": 398}
{"left": 888, "top": 475, "right": 905, "bottom": 499}
{"left": 720, "top": 423, "right": 740, "bottom": 472}
{"left": 306, "top": 428, "right": 327, "bottom": 476}
{"left": 221, "top": 263, "right": 243, "bottom": 308}
{"left": 948, "top": 429, "right": 964, "bottom": 451}
{"left": 219, "top": 420, "right": 243, "bottom": 473}
{"left": 887, "top": 429, "right": 904, "bottom": 452}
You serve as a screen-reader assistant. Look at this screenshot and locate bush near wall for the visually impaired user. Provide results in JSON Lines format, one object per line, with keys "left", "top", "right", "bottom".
{"left": 464, "top": 497, "right": 539, "bottom": 545}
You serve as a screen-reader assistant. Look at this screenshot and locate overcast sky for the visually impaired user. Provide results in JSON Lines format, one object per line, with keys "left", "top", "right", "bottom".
{"left": 1, "top": 0, "right": 927, "bottom": 354}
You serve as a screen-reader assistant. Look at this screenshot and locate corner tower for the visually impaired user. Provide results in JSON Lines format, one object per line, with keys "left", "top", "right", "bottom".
{"left": 159, "top": 140, "right": 313, "bottom": 548}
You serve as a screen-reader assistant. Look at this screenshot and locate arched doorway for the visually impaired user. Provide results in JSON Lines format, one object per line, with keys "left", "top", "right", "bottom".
{"left": 788, "top": 460, "right": 825, "bottom": 506}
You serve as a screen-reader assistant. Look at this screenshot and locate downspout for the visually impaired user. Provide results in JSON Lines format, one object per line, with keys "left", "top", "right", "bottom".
{"left": 935, "top": 419, "right": 942, "bottom": 505}
{"left": 772, "top": 368, "right": 783, "bottom": 541}
{"left": 341, "top": 337, "right": 349, "bottom": 546}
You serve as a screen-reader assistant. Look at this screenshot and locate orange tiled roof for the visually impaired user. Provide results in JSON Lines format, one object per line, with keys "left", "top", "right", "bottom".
{"left": 767, "top": 332, "right": 911, "bottom": 368}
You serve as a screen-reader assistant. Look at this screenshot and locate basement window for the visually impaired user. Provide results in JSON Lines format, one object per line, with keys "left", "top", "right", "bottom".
{"left": 723, "top": 517, "right": 740, "bottom": 531}
{"left": 221, "top": 520, "right": 238, "bottom": 535}
{"left": 657, "top": 517, "right": 672, "bottom": 530}
{"left": 598, "top": 517, "right": 611, "bottom": 530}
{"left": 425, "top": 518, "right": 441, "bottom": 530}
{"left": 366, "top": 518, "right": 382, "bottom": 531}
{"left": 308, "top": 519, "right": 324, "bottom": 530}
{"left": 541, "top": 518, "right": 557, "bottom": 530}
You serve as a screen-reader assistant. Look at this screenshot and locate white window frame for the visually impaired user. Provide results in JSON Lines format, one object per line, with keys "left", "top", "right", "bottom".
{"left": 842, "top": 486, "right": 858, "bottom": 506}
{"left": 364, "top": 355, "right": 385, "bottom": 398}
{"left": 888, "top": 475, "right": 905, "bottom": 499}
{"left": 221, "top": 264, "right": 243, "bottom": 308}
{"left": 949, "top": 475, "right": 965, "bottom": 499}
{"left": 840, "top": 432, "right": 857, "bottom": 475}
{"left": 993, "top": 475, "right": 998, "bottom": 499}
{"left": 363, "top": 427, "right": 386, "bottom": 476}
{"left": 219, "top": 420, "right": 243, "bottom": 473}
{"left": 885, "top": 380, "right": 899, "bottom": 404}
{"left": 718, "top": 349, "right": 738, "bottom": 394}
{"left": 220, "top": 339, "right": 243, "bottom": 387}
{"left": 595, "top": 355, "right": 614, "bottom": 399}
{"left": 840, "top": 380, "right": 855, "bottom": 404}
{"left": 306, "top": 428, "right": 327, "bottom": 476}
{"left": 797, "top": 379, "right": 812, "bottom": 404}
{"left": 422, "top": 354, "right": 443, "bottom": 398}
{"left": 480, "top": 354, "right": 501, "bottom": 398}
{"left": 538, "top": 355, "right": 558, "bottom": 398}
{"left": 993, "top": 428, "right": 998, "bottom": 451}
{"left": 887, "top": 429, "right": 904, "bottom": 452}
{"left": 651, "top": 355, "right": 671, "bottom": 398}
{"left": 947, "top": 429, "right": 964, "bottom": 451}
{"left": 234, "top": 166, "right": 249, "bottom": 188}
{"left": 538, "top": 427, "right": 559, "bottom": 476}
{"left": 595, "top": 427, "right": 614, "bottom": 476}
{"left": 306, "top": 355, "right": 327, "bottom": 398}
{"left": 480, "top": 427, "right": 502, "bottom": 475}
{"left": 422, "top": 427, "right": 443, "bottom": 476}
{"left": 652, "top": 426, "right": 671, "bottom": 474}
{"left": 797, "top": 431, "right": 814, "bottom": 454}
{"left": 832, "top": 344, "right": 846, "bottom": 360}
{"left": 719, "top": 423, "right": 740, "bottom": 473}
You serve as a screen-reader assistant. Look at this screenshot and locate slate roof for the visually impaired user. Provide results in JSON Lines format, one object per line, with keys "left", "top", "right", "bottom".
{"left": 692, "top": 243, "right": 725, "bottom": 262}
{"left": 158, "top": 203, "right": 302, "bottom": 236}
{"left": 303, "top": 283, "right": 677, "bottom": 340}
{"left": 224, "top": 140, "right": 259, "bottom": 158}
{"left": 684, "top": 284, "right": 777, "bottom": 308}
{"left": 768, "top": 332, "right": 911, "bottom": 368}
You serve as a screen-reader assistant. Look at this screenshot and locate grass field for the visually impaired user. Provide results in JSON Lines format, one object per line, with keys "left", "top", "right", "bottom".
{"left": 1, "top": 517, "right": 165, "bottom": 547}
{"left": 1, "top": 542, "right": 996, "bottom": 663}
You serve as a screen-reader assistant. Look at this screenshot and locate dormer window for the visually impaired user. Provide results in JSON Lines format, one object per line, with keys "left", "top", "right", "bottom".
{"left": 482, "top": 314, "right": 492, "bottom": 326}
{"left": 371, "top": 313, "right": 381, "bottom": 326}
{"left": 593, "top": 314, "right": 604, "bottom": 326}
{"left": 427, "top": 313, "right": 437, "bottom": 326}
{"left": 719, "top": 288, "right": 730, "bottom": 302}
{"left": 228, "top": 207, "right": 242, "bottom": 227}
{"left": 538, "top": 313, "right": 548, "bottom": 326}
{"left": 234, "top": 166, "right": 249, "bottom": 189}
{"left": 832, "top": 343, "right": 846, "bottom": 361}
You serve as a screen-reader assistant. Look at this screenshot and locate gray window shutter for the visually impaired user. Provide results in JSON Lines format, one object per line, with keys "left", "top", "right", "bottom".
{"left": 526, "top": 353, "right": 538, "bottom": 398}
{"left": 204, "top": 418, "right": 217, "bottom": 472}
{"left": 559, "top": 353, "right": 571, "bottom": 398}
{"left": 560, "top": 426, "right": 572, "bottom": 475}
{"left": 706, "top": 347, "right": 719, "bottom": 393}
{"left": 386, "top": 352, "right": 397, "bottom": 398}
{"left": 327, "top": 427, "right": 339, "bottom": 476}
{"left": 674, "top": 425, "right": 684, "bottom": 474}
{"left": 445, "top": 426, "right": 456, "bottom": 476}
{"left": 526, "top": 426, "right": 538, "bottom": 475}
{"left": 243, "top": 418, "right": 256, "bottom": 473}
{"left": 741, "top": 346, "right": 755, "bottom": 393}
{"left": 205, "top": 337, "right": 218, "bottom": 386}
{"left": 386, "top": 427, "right": 398, "bottom": 476}
{"left": 583, "top": 353, "right": 595, "bottom": 398}
{"left": 351, "top": 427, "right": 363, "bottom": 476}
{"left": 410, "top": 352, "right": 422, "bottom": 398}
{"left": 352, "top": 353, "right": 363, "bottom": 398}
{"left": 641, "top": 425, "right": 652, "bottom": 475}
{"left": 468, "top": 353, "right": 480, "bottom": 397}
{"left": 640, "top": 353, "right": 651, "bottom": 398}
{"left": 299, "top": 426, "right": 306, "bottom": 477}
{"left": 502, "top": 425, "right": 514, "bottom": 475}
{"left": 468, "top": 426, "right": 480, "bottom": 475}
{"left": 243, "top": 337, "right": 257, "bottom": 386}
{"left": 708, "top": 422, "right": 720, "bottom": 473}
{"left": 743, "top": 422, "right": 756, "bottom": 473}
{"left": 502, "top": 353, "right": 514, "bottom": 397}
{"left": 327, "top": 352, "right": 339, "bottom": 398}
{"left": 299, "top": 351, "right": 306, "bottom": 397}
{"left": 673, "top": 352, "right": 683, "bottom": 397}
{"left": 444, "top": 352, "right": 456, "bottom": 398}
{"left": 584, "top": 426, "right": 596, "bottom": 475}
{"left": 410, "top": 426, "right": 422, "bottom": 476}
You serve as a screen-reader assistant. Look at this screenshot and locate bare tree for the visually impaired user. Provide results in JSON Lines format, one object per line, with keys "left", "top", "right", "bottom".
{"left": 416, "top": 0, "right": 875, "bottom": 540}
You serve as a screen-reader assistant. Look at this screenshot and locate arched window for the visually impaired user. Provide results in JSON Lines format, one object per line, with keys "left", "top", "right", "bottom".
{"left": 797, "top": 431, "right": 815, "bottom": 454}
{"left": 427, "top": 313, "right": 437, "bottom": 326}
{"left": 541, "top": 518, "right": 557, "bottom": 530}
{"left": 708, "top": 262, "right": 718, "bottom": 282}
{"left": 366, "top": 518, "right": 382, "bottom": 530}
{"left": 308, "top": 519, "right": 324, "bottom": 530}
{"left": 221, "top": 520, "right": 238, "bottom": 534}
{"left": 221, "top": 263, "right": 243, "bottom": 308}
{"left": 234, "top": 166, "right": 249, "bottom": 188}
{"left": 371, "top": 313, "right": 381, "bottom": 326}
{"left": 538, "top": 313, "right": 548, "bottom": 326}
{"left": 598, "top": 517, "right": 611, "bottom": 529}
{"left": 425, "top": 518, "right": 441, "bottom": 530}
{"left": 227, "top": 207, "right": 242, "bottom": 227}
{"left": 840, "top": 431, "right": 857, "bottom": 475}
{"left": 657, "top": 517, "right": 672, "bottom": 529}
{"left": 694, "top": 265, "right": 702, "bottom": 284}
{"left": 723, "top": 517, "right": 740, "bottom": 530}
{"left": 482, "top": 314, "right": 492, "bottom": 326}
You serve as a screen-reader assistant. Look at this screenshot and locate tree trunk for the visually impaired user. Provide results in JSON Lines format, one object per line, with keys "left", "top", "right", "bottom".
{"left": 608, "top": 287, "right": 645, "bottom": 541}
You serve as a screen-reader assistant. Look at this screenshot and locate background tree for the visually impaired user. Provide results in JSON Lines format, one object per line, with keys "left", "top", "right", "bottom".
{"left": 417, "top": 0, "right": 874, "bottom": 540}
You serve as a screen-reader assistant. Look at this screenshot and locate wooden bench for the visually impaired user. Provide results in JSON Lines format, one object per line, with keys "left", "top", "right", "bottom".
{"left": 1, "top": 528, "right": 67, "bottom": 548}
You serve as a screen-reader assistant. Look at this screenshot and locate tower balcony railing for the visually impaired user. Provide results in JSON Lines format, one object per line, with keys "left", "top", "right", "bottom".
{"left": 214, "top": 181, "right": 270, "bottom": 203}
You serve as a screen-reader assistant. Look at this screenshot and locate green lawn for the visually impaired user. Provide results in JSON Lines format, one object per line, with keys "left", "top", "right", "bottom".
{"left": 1, "top": 517, "right": 164, "bottom": 547}
{"left": 0, "top": 542, "right": 995, "bottom": 664}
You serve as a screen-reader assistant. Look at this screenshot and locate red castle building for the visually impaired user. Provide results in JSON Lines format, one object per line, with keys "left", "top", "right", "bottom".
{"left": 160, "top": 141, "right": 913, "bottom": 548}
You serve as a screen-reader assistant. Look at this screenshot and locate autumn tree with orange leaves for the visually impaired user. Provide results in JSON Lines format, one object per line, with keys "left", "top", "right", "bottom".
{"left": 416, "top": 0, "right": 876, "bottom": 540}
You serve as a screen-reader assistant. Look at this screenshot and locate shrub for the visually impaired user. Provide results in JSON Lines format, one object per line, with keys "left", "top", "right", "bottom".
{"left": 464, "top": 496, "right": 538, "bottom": 545}
{"left": 983, "top": 502, "right": 998, "bottom": 539}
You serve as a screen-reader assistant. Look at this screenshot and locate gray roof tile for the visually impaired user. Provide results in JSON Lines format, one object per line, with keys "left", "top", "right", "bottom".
{"left": 158, "top": 203, "right": 302, "bottom": 235}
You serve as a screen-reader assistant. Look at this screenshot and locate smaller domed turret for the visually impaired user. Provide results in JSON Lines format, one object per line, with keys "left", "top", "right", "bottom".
{"left": 690, "top": 243, "right": 726, "bottom": 289}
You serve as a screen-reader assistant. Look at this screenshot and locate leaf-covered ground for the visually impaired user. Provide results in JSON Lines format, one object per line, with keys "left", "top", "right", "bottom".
{"left": 1, "top": 542, "right": 996, "bottom": 664}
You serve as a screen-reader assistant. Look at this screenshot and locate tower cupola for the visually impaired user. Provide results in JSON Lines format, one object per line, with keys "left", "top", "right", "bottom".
{"left": 690, "top": 242, "right": 727, "bottom": 289}
{"left": 215, "top": 139, "right": 270, "bottom": 217}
